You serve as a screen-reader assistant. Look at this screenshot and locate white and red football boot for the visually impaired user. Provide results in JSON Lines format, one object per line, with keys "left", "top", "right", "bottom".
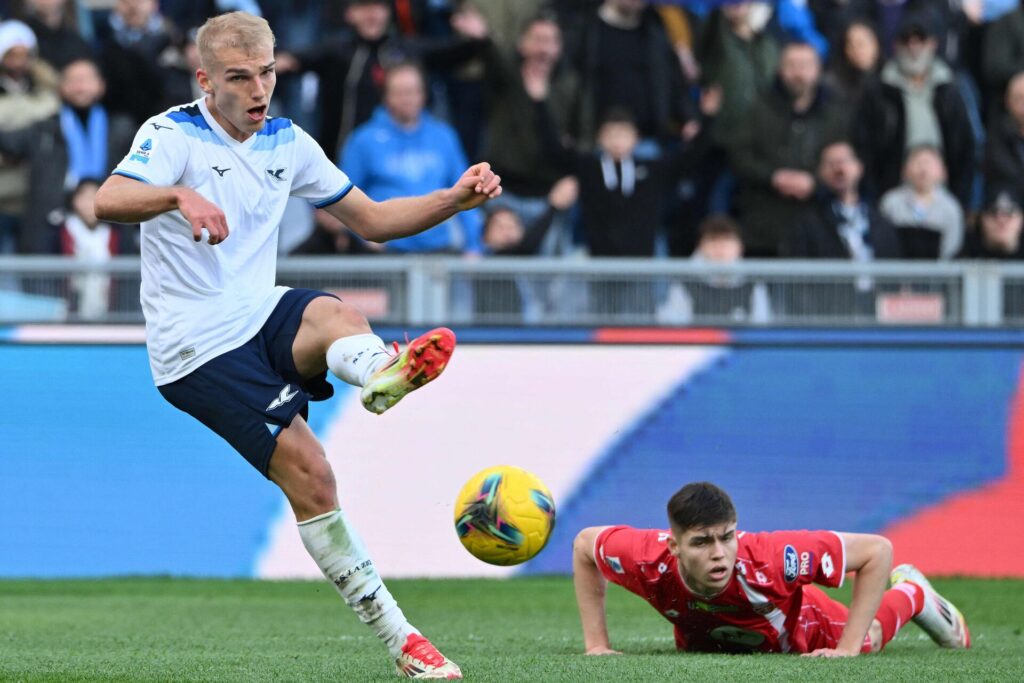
{"left": 394, "top": 634, "right": 462, "bottom": 679}
{"left": 890, "top": 563, "right": 970, "bottom": 649}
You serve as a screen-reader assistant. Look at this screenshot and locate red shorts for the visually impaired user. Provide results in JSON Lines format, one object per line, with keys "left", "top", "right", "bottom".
{"left": 795, "top": 585, "right": 872, "bottom": 654}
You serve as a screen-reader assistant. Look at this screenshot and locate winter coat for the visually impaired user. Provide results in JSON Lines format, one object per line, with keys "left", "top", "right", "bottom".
{"left": 730, "top": 81, "right": 849, "bottom": 255}
{"left": 0, "top": 111, "right": 136, "bottom": 253}
{"left": 853, "top": 60, "right": 976, "bottom": 206}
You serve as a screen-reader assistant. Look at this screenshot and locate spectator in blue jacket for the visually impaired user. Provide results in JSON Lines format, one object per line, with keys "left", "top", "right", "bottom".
{"left": 339, "top": 61, "right": 484, "bottom": 254}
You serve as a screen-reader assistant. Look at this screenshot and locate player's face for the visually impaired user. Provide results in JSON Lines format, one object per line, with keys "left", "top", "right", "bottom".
{"left": 199, "top": 45, "right": 276, "bottom": 142}
{"left": 669, "top": 522, "right": 738, "bottom": 597}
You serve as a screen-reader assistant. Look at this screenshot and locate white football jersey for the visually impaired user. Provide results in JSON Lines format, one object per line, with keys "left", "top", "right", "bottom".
{"left": 114, "top": 97, "right": 352, "bottom": 385}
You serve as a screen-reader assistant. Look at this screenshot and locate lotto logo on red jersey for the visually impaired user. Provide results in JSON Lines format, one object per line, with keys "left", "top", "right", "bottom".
{"left": 822, "top": 552, "right": 835, "bottom": 578}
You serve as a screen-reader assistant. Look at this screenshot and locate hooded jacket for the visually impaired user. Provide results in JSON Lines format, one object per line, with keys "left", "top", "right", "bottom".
{"left": 340, "top": 106, "right": 482, "bottom": 253}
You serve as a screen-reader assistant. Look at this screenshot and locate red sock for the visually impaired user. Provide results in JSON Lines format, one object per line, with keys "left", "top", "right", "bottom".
{"left": 874, "top": 582, "right": 925, "bottom": 647}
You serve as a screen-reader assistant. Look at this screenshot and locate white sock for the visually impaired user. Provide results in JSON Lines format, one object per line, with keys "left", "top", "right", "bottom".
{"left": 298, "top": 509, "right": 417, "bottom": 657}
{"left": 326, "top": 334, "right": 390, "bottom": 387}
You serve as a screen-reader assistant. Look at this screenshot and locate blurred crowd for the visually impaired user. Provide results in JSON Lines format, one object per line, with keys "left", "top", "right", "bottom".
{"left": 5, "top": 0, "right": 1024, "bottom": 309}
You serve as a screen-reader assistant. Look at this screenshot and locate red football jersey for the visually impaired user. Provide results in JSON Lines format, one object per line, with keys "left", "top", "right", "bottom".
{"left": 594, "top": 526, "right": 863, "bottom": 653}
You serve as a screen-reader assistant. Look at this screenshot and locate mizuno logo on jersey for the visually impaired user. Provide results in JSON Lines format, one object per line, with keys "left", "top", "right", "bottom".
{"left": 211, "top": 166, "right": 231, "bottom": 176}
{"left": 150, "top": 122, "right": 172, "bottom": 130}
{"left": 267, "top": 168, "right": 287, "bottom": 181}
{"left": 267, "top": 384, "right": 299, "bottom": 411}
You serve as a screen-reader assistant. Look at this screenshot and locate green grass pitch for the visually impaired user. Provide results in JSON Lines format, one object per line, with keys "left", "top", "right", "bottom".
{"left": 0, "top": 577, "right": 1020, "bottom": 681}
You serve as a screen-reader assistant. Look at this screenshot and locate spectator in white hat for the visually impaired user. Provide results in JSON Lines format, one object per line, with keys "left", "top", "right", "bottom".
{"left": 0, "top": 19, "right": 59, "bottom": 255}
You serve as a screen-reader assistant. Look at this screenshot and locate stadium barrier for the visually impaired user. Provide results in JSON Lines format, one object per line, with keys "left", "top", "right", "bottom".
{"left": 2, "top": 327, "right": 1022, "bottom": 579}
{"left": 1, "top": 256, "right": 1021, "bottom": 326}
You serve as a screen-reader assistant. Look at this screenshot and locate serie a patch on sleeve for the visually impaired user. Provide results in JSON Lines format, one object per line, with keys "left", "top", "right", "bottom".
{"left": 130, "top": 138, "right": 156, "bottom": 164}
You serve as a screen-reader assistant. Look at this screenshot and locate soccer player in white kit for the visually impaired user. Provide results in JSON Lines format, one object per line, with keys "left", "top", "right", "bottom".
{"left": 94, "top": 12, "right": 501, "bottom": 680}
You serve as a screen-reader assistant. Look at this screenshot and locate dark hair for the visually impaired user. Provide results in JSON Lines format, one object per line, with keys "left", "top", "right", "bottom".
{"left": 60, "top": 57, "right": 102, "bottom": 77}
{"left": 698, "top": 214, "right": 742, "bottom": 241}
{"left": 520, "top": 9, "right": 560, "bottom": 37}
{"left": 818, "top": 138, "right": 858, "bottom": 163}
{"left": 483, "top": 205, "right": 520, "bottom": 230}
{"left": 598, "top": 106, "right": 636, "bottom": 129}
{"left": 667, "top": 482, "right": 736, "bottom": 533}
{"left": 781, "top": 39, "right": 820, "bottom": 57}
{"left": 67, "top": 177, "right": 101, "bottom": 209}
{"left": 837, "top": 19, "right": 880, "bottom": 68}
{"left": 382, "top": 59, "right": 426, "bottom": 91}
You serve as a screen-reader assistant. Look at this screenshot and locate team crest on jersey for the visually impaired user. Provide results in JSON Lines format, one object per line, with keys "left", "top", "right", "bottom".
{"left": 130, "top": 138, "right": 155, "bottom": 164}
{"left": 605, "top": 556, "right": 625, "bottom": 574}
{"left": 783, "top": 545, "right": 799, "bottom": 582}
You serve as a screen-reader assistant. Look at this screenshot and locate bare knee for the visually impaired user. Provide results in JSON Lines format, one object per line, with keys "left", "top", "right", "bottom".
{"left": 306, "top": 297, "right": 370, "bottom": 339}
{"left": 293, "top": 297, "right": 372, "bottom": 377}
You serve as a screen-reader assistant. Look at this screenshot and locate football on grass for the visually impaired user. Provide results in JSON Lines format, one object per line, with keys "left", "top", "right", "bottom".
{"left": 454, "top": 465, "right": 556, "bottom": 566}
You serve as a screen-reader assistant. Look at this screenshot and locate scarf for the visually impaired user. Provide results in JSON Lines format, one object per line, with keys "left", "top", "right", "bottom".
{"left": 60, "top": 105, "right": 108, "bottom": 187}
{"left": 600, "top": 154, "right": 636, "bottom": 196}
{"left": 109, "top": 11, "right": 165, "bottom": 47}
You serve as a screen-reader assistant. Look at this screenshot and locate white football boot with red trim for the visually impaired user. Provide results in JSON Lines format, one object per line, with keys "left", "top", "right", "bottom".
{"left": 394, "top": 634, "right": 462, "bottom": 679}
{"left": 890, "top": 563, "right": 970, "bottom": 649}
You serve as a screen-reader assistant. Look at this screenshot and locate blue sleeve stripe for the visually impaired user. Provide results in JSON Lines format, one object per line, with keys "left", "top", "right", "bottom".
{"left": 313, "top": 182, "right": 354, "bottom": 208}
{"left": 112, "top": 170, "right": 153, "bottom": 184}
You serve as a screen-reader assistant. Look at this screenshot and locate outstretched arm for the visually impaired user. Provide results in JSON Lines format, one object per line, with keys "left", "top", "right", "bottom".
{"left": 323, "top": 162, "right": 501, "bottom": 244}
{"left": 94, "top": 174, "right": 231, "bottom": 245}
{"left": 573, "top": 526, "right": 620, "bottom": 655}
{"left": 805, "top": 533, "right": 893, "bottom": 657}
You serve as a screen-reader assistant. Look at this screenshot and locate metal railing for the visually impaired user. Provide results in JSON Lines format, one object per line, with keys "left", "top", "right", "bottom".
{"left": 1, "top": 255, "right": 1020, "bottom": 327}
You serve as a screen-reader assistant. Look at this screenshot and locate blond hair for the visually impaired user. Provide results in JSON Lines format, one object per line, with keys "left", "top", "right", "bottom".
{"left": 196, "top": 12, "right": 275, "bottom": 71}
